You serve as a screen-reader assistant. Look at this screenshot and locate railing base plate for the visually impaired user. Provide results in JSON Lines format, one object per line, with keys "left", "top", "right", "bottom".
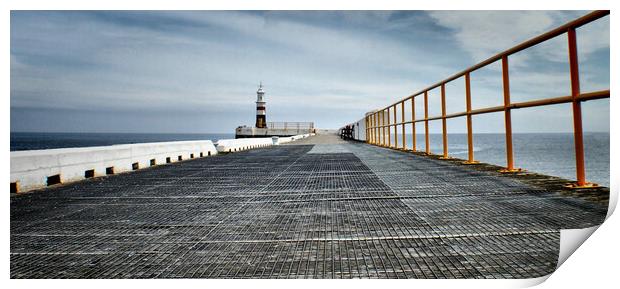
{"left": 564, "top": 182, "right": 600, "bottom": 189}
{"left": 499, "top": 168, "right": 524, "bottom": 173}
{"left": 462, "top": 160, "right": 480, "bottom": 165}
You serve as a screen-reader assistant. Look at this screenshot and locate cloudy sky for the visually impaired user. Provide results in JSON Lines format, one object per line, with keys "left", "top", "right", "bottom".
{"left": 10, "top": 10, "right": 609, "bottom": 133}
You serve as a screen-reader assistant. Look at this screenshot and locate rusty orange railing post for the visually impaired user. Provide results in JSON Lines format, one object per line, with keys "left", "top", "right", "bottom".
{"left": 381, "top": 109, "right": 386, "bottom": 147}
{"left": 375, "top": 112, "right": 379, "bottom": 145}
{"left": 368, "top": 114, "right": 374, "bottom": 143}
{"left": 440, "top": 84, "right": 449, "bottom": 159}
{"left": 500, "top": 56, "right": 520, "bottom": 173}
{"left": 374, "top": 112, "right": 378, "bottom": 145}
{"left": 411, "top": 97, "right": 416, "bottom": 151}
{"left": 369, "top": 114, "right": 373, "bottom": 144}
{"left": 371, "top": 113, "right": 375, "bottom": 144}
{"left": 377, "top": 111, "right": 381, "bottom": 146}
{"left": 384, "top": 109, "right": 388, "bottom": 147}
{"left": 387, "top": 107, "right": 391, "bottom": 148}
{"left": 424, "top": 91, "right": 430, "bottom": 154}
{"left": 567, "top": 27, "right": 592, "bottom": 187}
{"left": 401, "top": 101, "right": 406, "bottom": 150}
{"left": 464, "top": 72, "right": 478, "bottom": 164}
{"left": 381, "top": 110, "right": 386, "bottom": 147}
{"left": 378, "top": 112, "right": 381, "bottom": 145}
{"left": 371, "top": 114, "right": 375, "bottom": 144}
{"left": 378, "top": 111, "right": 382, "bottom": 146}
{"left": 393, "top": 105, "right": 398, "bottom": 149}
{"left": 376, "top": 112, "right": 379, "bottom": 145}
{"left": 377, "top": 112, "right": 381, "bottom": 146}
{"left": 377, "top": 111, "right": 383, "bottom": 146}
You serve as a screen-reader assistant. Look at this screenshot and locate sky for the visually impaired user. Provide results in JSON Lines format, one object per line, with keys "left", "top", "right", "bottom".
{"left": 10, "top": 10, "right": 609, "bottom": 133}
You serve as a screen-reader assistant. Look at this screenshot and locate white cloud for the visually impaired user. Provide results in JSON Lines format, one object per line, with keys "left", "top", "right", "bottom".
{"left": 427, "top": 11, "right": 609, "bottom": 66}
{"left": 428, "top": 11, "right": 555, "bottom": 62}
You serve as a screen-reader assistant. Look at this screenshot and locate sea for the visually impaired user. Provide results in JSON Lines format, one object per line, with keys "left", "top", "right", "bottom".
{"left": 395, "top": 132, "right": 609, "bottom": 187}
{"left": 10, "top": 132, "right": 610, "bottom": 187}
{"left": 10, "top": 132, "right": 234, "bottom": 151}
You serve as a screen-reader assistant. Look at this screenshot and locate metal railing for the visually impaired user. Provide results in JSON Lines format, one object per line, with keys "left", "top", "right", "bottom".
{"left": 365, "top": 10, "right": 610, "bottom": 188}
{"left": 266, "top": 122, "right": 314, "bottom": 130}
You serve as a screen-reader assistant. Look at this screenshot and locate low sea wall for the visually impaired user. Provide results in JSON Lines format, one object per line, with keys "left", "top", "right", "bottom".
{"left": 10, "top": 140, "right": 218, "bottom": 193}
{"left": 215, "top": 133, "right": 313, "bottom": 152}
{"left": 215, "top": 137, "right": 274, "bottom": 153}
{"left": 235, "top": 127, "right": 314, "bottom": 138}
{"left": 11, "top": 133, "right": 316, "bottom": 193}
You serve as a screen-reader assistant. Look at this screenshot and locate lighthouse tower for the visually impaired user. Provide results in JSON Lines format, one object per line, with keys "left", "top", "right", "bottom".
{"left": 255, "top": 82, "right": 267, "bottom": 128}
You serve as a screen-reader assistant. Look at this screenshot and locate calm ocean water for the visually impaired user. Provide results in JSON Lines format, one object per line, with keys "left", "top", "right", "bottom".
{"left": 392, "top": 132, "right": 609, "bottom": 187}
{"left": 10, "top": 132, "right": 609, "bottom": 187}
{"left": 10, "top": 132, "right": 234, "bottom": 151}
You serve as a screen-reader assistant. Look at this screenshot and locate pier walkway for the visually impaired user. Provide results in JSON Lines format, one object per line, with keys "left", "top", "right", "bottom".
{"left": 11, "top": 134, "right": 607, "bottom": 278}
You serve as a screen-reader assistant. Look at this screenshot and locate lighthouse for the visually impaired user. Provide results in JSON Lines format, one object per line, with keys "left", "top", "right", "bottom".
{"left": 235, "top": 82, "right": 314, "bottom": 138}
{"left": 255, "top": 82, "right": 266, "bottom": 128}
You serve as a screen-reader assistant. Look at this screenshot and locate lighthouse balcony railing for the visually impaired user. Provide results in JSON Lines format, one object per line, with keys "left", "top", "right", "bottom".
{"left": 266, "top": 122, "right": 314, "bottom": 130}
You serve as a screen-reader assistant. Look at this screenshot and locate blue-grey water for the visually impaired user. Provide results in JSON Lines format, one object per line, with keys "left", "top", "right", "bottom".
{"left": 10, "top": 132, "right": 609, "bottom": 187}
{"left": 10, "top": 132, "right": 234, "bottom": 151}
{"left": 392, "top": 132, "right": 609, "bottom": 187}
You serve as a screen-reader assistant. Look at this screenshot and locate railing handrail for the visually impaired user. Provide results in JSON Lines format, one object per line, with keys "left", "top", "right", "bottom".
{"left": 364, "top": 10, "right": 610, "bottom": 188}
{"left": 370, "top": 90, "right": 609, "bottom": 127}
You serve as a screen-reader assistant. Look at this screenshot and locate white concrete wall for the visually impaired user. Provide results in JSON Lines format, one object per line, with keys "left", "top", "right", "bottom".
{"left": 11, "top": 140, "right": 218, "bottom": 193}
{"left": 215, "top": 133, "right": 312, "bottom": 152}
{"left": 354, "top": 117, "right": 367, "bottom": 141}
{"left": 215, "top": 137, "right": 274, "bottom": 153}
{"left": 339, "top": 117, "right": 367, "bottom": 141}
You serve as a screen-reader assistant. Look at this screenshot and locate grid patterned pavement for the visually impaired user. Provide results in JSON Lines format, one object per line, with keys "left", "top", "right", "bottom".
{"left": 10, "top": 139, "right": 608, "bottom": 278}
